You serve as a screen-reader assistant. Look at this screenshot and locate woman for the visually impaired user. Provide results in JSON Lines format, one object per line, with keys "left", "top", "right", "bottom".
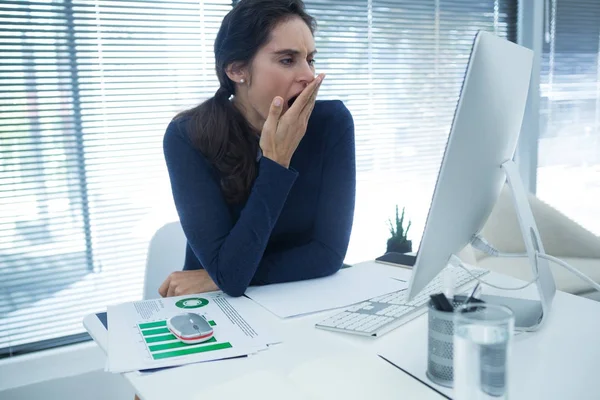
{"left": 158, "top": 0, "right": 356, "bottom": 298}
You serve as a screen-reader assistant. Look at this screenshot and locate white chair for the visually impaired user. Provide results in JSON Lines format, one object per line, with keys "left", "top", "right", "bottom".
{"left": 463, "top": 184, "right": 600, "bottom": 301}
{"left": 142, "top": 221, "right": 188, "bottom": 300}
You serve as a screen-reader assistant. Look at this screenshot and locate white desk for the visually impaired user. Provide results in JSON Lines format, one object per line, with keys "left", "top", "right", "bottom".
{"left": 84, "top": 262, "right": 600, "bottom": 400}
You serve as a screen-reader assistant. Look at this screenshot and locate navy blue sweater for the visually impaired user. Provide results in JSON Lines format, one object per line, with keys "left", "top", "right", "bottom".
{"left": 163, "top": 100, "right": 356, "bottom": 297}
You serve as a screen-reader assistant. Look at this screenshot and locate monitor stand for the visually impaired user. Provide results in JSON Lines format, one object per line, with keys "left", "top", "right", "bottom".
{"left": 468, "top": 160, "right": 556, "bottom": 332}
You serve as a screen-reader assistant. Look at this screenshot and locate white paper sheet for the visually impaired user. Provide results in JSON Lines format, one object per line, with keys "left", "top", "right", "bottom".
{"left": 107, "top": 291, "right": 279, "bottom": 373}
{"left": 195, "top": 370, "right": 319, "bottom": 400}
{"left": 194, "top": 343, "right": 438, "bottom": 400}
{"left": 355, "top": 260, "right": 413, "bottom": 282}
{"left": 244, "top": 264, "right": 409, "bottom": 318}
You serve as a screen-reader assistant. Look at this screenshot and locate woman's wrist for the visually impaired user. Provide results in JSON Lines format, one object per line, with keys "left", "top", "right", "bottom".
{"left": 262, "top": 151, "right": 290, "bottom": 168}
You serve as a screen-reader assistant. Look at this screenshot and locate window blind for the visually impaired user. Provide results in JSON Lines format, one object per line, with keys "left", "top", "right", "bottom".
{"left": 538, "top": 0, "right": 600, "bottom": 236}
{"left": 304, "top": 0, "right": 517, "bottom": 263}
{"left": 0, "top": 0, "right": 231, "bottom": 356}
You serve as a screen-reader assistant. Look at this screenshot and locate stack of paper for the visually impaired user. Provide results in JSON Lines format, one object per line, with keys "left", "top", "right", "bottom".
{"left": 106, "top": 291, "right": 279, "bottom": 373}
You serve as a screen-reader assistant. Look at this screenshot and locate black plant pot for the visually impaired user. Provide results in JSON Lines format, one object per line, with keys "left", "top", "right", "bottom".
{"left": 386, "top": 238, "right": 412, "bottom": 254}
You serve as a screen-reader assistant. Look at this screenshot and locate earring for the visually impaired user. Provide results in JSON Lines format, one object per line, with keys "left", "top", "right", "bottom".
{"left": 240, "top": 78, "right": 245, "bottom": 84}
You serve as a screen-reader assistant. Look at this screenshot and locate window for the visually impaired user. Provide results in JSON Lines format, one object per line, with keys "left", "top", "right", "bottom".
{"left": 0, "top": 0, "right": 231, "bottom": 356}
{"left": 1, "top": 0, "right": 517, "bottom": 356}
{"left": 538, "top": 0, "right": 600, "bottom": 236}
{"left": 306, "top": 0, "right": 517, "bottom": 263}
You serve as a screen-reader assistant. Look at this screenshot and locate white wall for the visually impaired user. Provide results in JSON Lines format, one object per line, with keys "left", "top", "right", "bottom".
{"left": 0, "top": 341, "right": 134, "bottom": 400}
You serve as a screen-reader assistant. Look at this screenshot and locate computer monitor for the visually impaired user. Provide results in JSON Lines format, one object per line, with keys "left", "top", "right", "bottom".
{"left": 405, "top": 31, "right": 556, "bottom": 331}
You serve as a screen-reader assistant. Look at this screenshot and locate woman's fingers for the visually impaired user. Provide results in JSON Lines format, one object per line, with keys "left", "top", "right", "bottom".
{"left": 259, "top": 74, "right": 325, "bottom": 168}
{"left": 288, "top": 73, "right": 324, "bottom": 118}
{"left": 299, "top": 74, "right": 324, "bottom": 119}
{"left": 263, "top": 96, "right": 283, "bottom": 136}
{"left": 166, "top": 281, "right": 177, "bottom": 297}
{"left": 158, "top": 275, "right": 171, "bottom": 297}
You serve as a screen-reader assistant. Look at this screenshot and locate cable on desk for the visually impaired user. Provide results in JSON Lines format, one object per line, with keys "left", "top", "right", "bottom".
{"left": 468, "top": 234, "right": 600, "bottom": 293}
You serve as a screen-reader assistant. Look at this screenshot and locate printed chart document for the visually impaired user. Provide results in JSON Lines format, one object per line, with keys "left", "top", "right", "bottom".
{"left": 107, "top": 291, "right": 279, "bottom": 373}
{"left": 244, "top": 264, "right": 408, "bottom": 318}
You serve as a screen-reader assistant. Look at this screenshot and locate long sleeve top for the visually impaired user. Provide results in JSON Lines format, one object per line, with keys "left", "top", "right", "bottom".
{"left": 163, "top": 99, "right": 356, "bottom": 297}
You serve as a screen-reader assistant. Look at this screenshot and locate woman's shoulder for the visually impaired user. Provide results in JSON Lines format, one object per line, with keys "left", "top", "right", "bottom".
{"left": 164, "top": 114, "right": 193, "bottom": 143}
{"left": 163, "top": 114, "right": 216, "bottom": 173}
{"left": 307, "top": 100, "right": 354, "bottom": 147}
{"left": 311, "top": 99, "right": 354, "bottom": 127}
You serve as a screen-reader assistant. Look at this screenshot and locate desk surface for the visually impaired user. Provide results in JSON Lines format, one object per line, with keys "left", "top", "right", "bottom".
{"left": 84, "top": 261, "right": 600, "bottom": 400}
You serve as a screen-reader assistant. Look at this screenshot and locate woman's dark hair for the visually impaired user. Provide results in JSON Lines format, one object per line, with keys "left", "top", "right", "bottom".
{"left": 175, "top": 0, "right": 317, "bottom": 204}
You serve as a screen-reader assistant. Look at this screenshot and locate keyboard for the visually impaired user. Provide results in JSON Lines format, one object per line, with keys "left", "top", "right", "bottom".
{"left": 315, "top": 265, "right": 489, "bottom": 337}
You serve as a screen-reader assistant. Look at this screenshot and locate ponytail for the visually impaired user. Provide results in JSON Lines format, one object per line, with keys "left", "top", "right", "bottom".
{"left": 175, "top": 87, "right": 260, "bottom": 205}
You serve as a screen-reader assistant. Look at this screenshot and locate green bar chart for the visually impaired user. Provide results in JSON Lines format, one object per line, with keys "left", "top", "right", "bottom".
{"left": 138, "top": 319, "right": 231, "bottom": 360}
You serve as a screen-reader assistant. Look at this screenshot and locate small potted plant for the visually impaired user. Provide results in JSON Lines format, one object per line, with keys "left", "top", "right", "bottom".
{"left": 386, "top": 205, "right": 412, "bottom": 254}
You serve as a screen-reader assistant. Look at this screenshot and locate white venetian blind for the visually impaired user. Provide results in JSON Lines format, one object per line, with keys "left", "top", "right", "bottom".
{"left": 304, "top": 0, "right": 517, "bottom": 262}
{"left": 538, "top": 0, "right": 600, "bottom": 236}
{"left": 0, "top": 0, "right": 231, "bottom": 356}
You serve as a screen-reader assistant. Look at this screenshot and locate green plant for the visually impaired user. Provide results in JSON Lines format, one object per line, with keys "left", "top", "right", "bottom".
{"left": 387, "top": 205, "right": 411, "bottom": 244}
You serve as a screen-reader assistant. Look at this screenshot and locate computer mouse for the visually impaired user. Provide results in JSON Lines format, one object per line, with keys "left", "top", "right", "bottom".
{"left": 167, "top": 313, "right": 214, "bottom": 344}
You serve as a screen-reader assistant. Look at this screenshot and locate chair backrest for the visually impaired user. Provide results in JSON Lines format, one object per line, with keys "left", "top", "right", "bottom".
{"left": 142, "top": 221, "right": 187, "bottom": 300}
{"left": 477, "top": 183, "right": 600, "bottom": 260}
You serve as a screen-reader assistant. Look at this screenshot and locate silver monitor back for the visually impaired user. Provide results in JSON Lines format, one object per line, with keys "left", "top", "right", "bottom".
{"left": 406, "top": 31, "right": 533, "bottom": 300}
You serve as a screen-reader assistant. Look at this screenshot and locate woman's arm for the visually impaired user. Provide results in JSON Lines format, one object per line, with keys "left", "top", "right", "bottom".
{"left": 163, "top": 119, "right": 297, "bottom": 297}
{"left": 251, "top": 103, "right": 356, "bottom": 284}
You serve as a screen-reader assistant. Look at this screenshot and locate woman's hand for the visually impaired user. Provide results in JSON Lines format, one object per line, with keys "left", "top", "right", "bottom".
{"left": 158, "top": 269, "right": 219, "bottom": 297}
{"left": 260, "top": 73, "right": 325, "bottom": 168}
